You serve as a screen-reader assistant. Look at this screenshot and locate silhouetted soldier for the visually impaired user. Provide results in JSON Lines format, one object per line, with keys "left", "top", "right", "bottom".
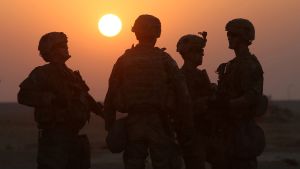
{"left": 103, "top": 14, "right": 193, "bottom": 169}
{"left": 207, "top": 19, "right": 265, "bottom": 169}
{"left": 18, "top": 32, "right": 103, "bottom": 169}
{"left": 176, "top": 32, "right": 215, "bottom": 169}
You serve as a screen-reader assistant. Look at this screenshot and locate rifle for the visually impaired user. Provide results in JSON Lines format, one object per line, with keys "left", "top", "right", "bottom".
{"left": 51, "top": 70, "right": 104, "bottom": 123}
{"left": 73, "top": 70, "right": 104, "bottom": 118}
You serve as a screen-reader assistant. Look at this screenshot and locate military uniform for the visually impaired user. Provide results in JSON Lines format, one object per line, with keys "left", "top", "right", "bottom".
{"left": 176, "top": 32, "right": 213, "bottom": 169}
{"left": 18, "top": 63, "right": 92, "bottom": 169}
{"left": 104, "top": 44, "right": 192, "bottom": 169}
{"left": 206, "top": 18, "right": 266, "bottom": 169}
{"left": 181, "top": 68, "right": 212, "bottom": 130}
{"left": 181, "top": 67, "right": 214, "bottom": 169}
{"left": 17, "top": 31, "right": 101, "bottom": 169}
{"left": 213, "top": 54, "right": 263, "bottom": 169}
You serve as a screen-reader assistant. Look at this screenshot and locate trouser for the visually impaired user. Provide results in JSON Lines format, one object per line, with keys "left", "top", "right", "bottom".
{"left": 37, "top": 128, "right": 90, "bottom": 169}
{"left": 177, "top": 130, "right": 206, "bottom": 169}
{"left": 210, "top": 157, "right": 257, "bottom": 169}
{"left": 207, "top": 128, "right": 258, "bottom": 169}
{"left": 123, "top": 111, "right": 181, "bottom": 169}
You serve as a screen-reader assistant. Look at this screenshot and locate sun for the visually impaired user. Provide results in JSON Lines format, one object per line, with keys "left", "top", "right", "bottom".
{"left": 98, "top": 14, "right": 122, "bottom": 37}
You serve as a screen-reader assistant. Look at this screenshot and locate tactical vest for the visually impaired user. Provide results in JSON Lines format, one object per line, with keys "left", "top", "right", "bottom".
{"left": 216, "top": 54, "right": 266, "bottom": 117}
{"left": 181, "top": 68, "right": 212, "bottom": 100}
{"left": 116, "top": 46, "right": 170, "bottom": 112}
{"left": 217, "top": 55, "right": 263, "bottom": 99}
{"left": 33, "top": 64, "right": 90, "bottom": 129}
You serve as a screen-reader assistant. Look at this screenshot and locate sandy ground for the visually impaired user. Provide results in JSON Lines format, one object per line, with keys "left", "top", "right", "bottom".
{"left": 0, "top": 102, "right": 300, "bottom": 169}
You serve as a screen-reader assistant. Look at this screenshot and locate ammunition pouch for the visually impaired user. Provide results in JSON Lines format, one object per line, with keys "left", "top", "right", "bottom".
{"left": 35, "top": 108, "right": 59, "bottom": 129}
{"left": 67, "top": 99, "right": 90, "bottom": 127}
{"left": 233, "top": 120, "right": 265, "bottom": 159}
{"left": 106, "top": 117, "right": 127, "bottom": 153}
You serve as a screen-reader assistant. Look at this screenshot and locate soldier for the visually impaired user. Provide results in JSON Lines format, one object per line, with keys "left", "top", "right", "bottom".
{"left": 207, "top": 19, "right": 265, "bottom": 169}
{"left": 176, "top": 32, "right": 215, "bottom": 169}
{"left": 18, "top": 32, "right": 103, "bottom": 169}
{"left": 103, "top": 14, "right": 193, "bottom": 169}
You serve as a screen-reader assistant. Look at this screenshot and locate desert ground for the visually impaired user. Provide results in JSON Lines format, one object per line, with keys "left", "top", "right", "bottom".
{"left": 0, "top": 101, "right": 299, "bottom": 169}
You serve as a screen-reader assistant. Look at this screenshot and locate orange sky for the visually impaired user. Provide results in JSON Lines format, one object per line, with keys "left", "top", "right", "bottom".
{"left": 0, "top": 0, "right": 299, "bottom": 102}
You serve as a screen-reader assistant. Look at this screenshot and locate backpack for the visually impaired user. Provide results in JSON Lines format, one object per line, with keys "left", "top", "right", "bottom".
{"left": 115, "top": 47, "right": 171, "bottom": 112}
{"left": 233, "top": 120, "right": 265, "bottom": 159}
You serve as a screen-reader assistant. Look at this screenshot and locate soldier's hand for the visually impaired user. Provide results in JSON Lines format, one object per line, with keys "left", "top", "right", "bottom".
{"left": 97, "top": 102, "right": 104, "bottom": 109}
{"left": 93, "top": 102, "right": 104, "bottom": 118}
{"left": 210, "top": 83, "right": 218, "bottom": 92}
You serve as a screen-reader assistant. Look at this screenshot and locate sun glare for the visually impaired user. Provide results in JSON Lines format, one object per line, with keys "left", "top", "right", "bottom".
{"left": 98, "top": 14, "right": 122, "bottom": 37}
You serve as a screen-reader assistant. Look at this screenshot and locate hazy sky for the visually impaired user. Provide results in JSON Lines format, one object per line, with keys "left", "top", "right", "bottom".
{"left": 0, "top": 0, "right": 299, "bottom": 102}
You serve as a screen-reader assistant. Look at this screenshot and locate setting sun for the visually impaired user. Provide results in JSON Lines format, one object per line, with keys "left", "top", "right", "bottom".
{"left": 98, "top": 14, "right": 122, "bottom": 37}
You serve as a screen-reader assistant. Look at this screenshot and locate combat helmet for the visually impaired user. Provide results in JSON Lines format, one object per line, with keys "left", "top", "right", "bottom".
{"left": 176, "top": 32, "right": 207, "bottom": 55}
{"left": 131, "top": 14, "right": 161, "bottom": 40}
{"left": 226, "top": 18, "right": 255, "bottom": 43}
{"left": 38, "top": 32, "right": 68, "bottom": 62}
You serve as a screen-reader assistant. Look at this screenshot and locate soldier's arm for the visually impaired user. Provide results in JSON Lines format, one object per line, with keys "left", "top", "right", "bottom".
{"left": 163, "top": 54, "right": 196, "bottom": 153}
{"left": 103, "top": 58, "right": 123, "bottom": 131}
{"left": 230, "top": 61, "right": 263, "bottom": 109}
{"left": 73, "top": 70, "right": 104, "bottom": 117}
{"left": 163, "top": 54, "right": 193, "bottom": 129}
{"left": 18, "top": 68, "right": 55, "bottom": 107}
